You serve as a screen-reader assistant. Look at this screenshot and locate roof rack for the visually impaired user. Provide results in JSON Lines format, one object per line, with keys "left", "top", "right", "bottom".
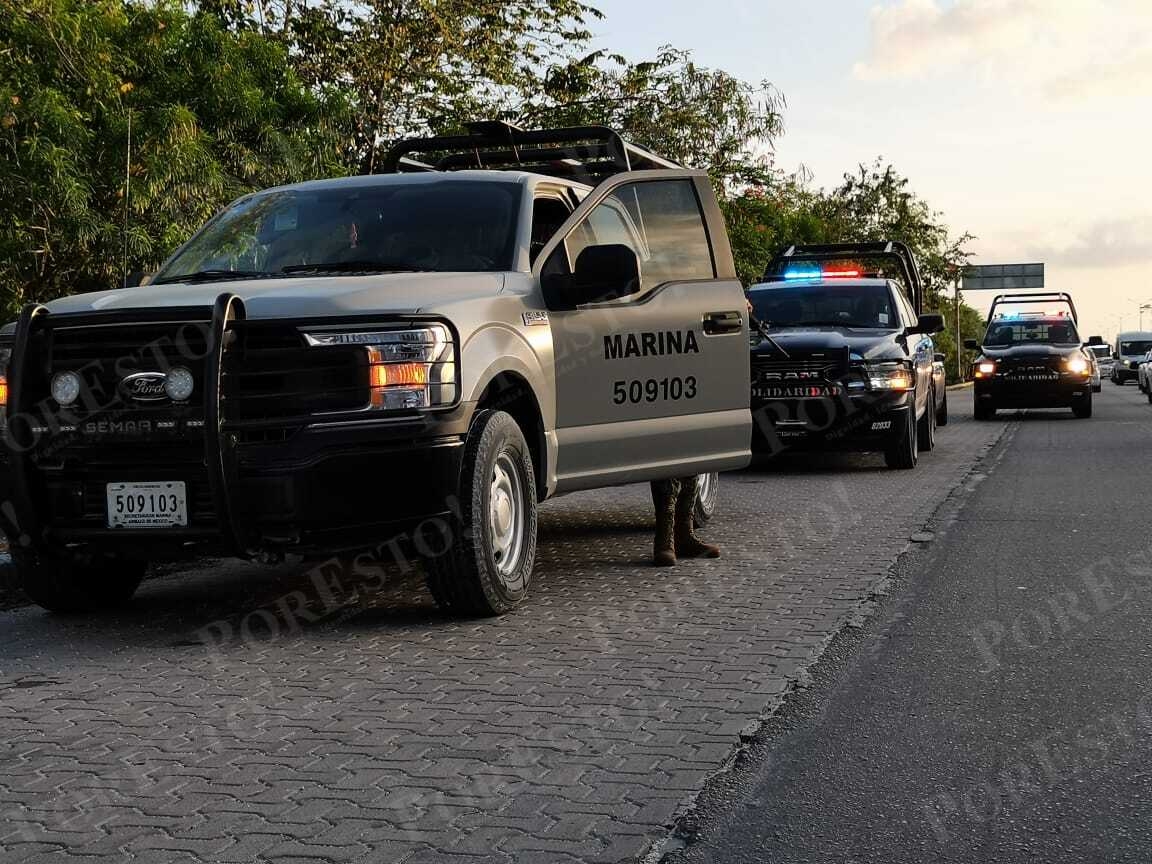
{"left": 374, "top": 121, "right": 680, "bottom": 182}
{"left": 761, "top": 241, "right": 925, "bottom": 312}
{"left": 987, "top": 291, "right": 1078, "bottom": 323}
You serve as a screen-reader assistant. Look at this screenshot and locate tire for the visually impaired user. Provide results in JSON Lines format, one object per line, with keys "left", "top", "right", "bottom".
{"left": 1146, "top": 386, "right": 1151, "bottom": 405}
{"left": 917, "top": 396, "right": 936, "bottom": 453}
{"left": 693, "top": 472, "right": 719, "bottom": 527}
{"left": 16, "top": 552, "right": 146, "bottom": 614}
{"left": 974, "top": 401, "right": 996, "bottom": 421}
{"left": 936, "top": 388, "right": 949, "bottom": 426}
{"left": 424, "top": 409, "right": 537, "bottom": 617}
{"left": 884, "top": 410, "right": 918, "bottom": 469}
{"left": 1072, "top": 393, "right": 1093, "bottom": 419}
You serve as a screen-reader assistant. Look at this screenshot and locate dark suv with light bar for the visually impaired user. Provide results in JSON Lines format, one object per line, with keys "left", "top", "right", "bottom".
{"left": 747, "top": 242, "right": 945, "bottom": 469}
{"left": 0, "top": 122, "right": 753, "bottom": 616}
{"left": 964, "top": 292, "right": 1093, "bottom": 419}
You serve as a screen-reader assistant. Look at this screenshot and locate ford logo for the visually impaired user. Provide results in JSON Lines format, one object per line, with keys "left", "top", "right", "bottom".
{"left": 120, "top": 371, "right": 168, "bottom": 402}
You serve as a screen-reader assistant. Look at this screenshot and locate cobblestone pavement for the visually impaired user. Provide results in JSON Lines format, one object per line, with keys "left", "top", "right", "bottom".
{"left": 0, "top": 390, "right": 1006, "bottom": 864}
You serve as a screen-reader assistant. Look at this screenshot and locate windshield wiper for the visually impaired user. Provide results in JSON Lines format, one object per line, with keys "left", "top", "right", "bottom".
{"left": 791, "top": 320, "right": 882, "bottom": 328}
{"left": 281, "top": 260, "right": 429, "bottom": 275}
{"left": 152, "top": 269, "right": 272, "bottom": 284}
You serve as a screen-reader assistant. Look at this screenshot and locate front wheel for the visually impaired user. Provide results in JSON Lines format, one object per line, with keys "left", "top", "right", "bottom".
{"left": 1072, "top": 393, "right": 1092, "bottom": 419}
{"left": 693, "top": 472, "right": 719, "bottom": 527}
{"left": 17, "top": 552, "right": 147, "bottom": 614}
{"left": 884, "top": 410, "right": 918, "bottom": 469}
{"left": 424, "top": 409, "right": 537, "bottom": 617}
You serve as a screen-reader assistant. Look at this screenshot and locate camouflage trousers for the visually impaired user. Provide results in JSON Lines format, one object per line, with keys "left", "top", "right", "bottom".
{"left": 650, "top": 475, "right": 699, "bottom": 504}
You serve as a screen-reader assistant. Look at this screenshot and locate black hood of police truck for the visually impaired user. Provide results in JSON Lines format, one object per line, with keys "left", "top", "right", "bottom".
{"left": 750, "top": 325, "right": 908, "bottom": 363}
{"left": 978, "top": 343, "right": 1082, "bottom": 362}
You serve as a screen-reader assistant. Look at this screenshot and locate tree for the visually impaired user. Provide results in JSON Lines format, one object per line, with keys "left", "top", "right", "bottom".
{"left": 0, "top": 0, "right": 347, "bottom": 312}
{"left": 266, "top": 0, "right": 601, "bottom": 173}
{"left": 520, "top": 47, "right": 785, "bottom": 188}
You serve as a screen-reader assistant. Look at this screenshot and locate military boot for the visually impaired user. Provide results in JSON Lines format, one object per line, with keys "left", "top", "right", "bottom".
{"left": 652, "top": 489, "right": 677, "bottom": 567}
{"left": 674, "top": 478, "right": 720, "bottom": 559}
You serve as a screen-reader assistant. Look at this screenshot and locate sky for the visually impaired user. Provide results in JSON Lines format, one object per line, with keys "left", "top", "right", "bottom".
{"left": 590, "top": 0, "right": 1152, "bottom": 341}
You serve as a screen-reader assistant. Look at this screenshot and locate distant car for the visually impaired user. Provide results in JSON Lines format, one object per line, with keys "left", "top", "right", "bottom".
{"left": 967, "top": 292, "right": 1093, "bottom": 420}
{"left": 1111, "top": 331, "right": 1152, "bottom": 384}
{"left": 1085, "top": 347, "right": 1101, "bottom": 392}
{"left": 1087, "top": 343, "right": 1113, "bottom": 384}
{"left": 1138, "top": 349, "right": 1152, "bottom": 394}
{"left": 931, "top": 352, "right": 949, "bottom": 426}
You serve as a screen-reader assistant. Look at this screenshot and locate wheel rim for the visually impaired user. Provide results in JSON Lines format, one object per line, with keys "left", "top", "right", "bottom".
{"left": 489, "top": 451, "right": 526, "bottom": 578}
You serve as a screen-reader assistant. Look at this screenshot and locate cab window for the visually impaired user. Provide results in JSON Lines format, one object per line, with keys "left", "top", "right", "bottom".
{"left": 547, "top": 178, "right": 715, "bottom": 300}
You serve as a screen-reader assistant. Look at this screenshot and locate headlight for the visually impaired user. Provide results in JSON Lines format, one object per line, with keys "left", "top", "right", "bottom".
{"left": 0, "top": 344, "right": 10, "bottom": 410}
{"left": 164, "top": 366, "right": 195, "bottom": 401}
{"left": 1066, "top": 357, "right": 1089, "bottom": 375}
{"left": 864, "top": 362, "right": 914, "bottom": 391}
{"left": 974, "top": 361, "right": 996, "bottom": 378}
{"left": 302, "top": 324, "right": 456, "bottom": 411}
{"left": 50, "top": 371, "right": 82, "bottom": 406}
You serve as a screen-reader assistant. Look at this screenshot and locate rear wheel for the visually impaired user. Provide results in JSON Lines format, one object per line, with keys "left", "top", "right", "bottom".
{"left": 693, "top": 472, "right": 719, "bottom": 527}
{"left": 936, "top": 388, "right": 949, "bottom": 426}
{"left": 884, "top": 410, "right": 918, "bottom": 469}
{"left": 917, "top": 396, "right": 936, "bottom": 452}
{"left": 17, "top": 552, "right": 146, "bottom": 614}
{"left": 974, "top": 401, "right": 996, "bottom": 421}
{"left": 1072, "top": 393, "right": 1093, "bottom": 418}
{"left": 424, "top": 409, "right": 537, "bottom": 617}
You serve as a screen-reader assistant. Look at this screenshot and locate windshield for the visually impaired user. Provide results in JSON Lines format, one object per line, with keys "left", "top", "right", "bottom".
{"left": 983, "top": 318, "right": 1080, "bottom": 346}
{"left": 748, "top": 282, "right": 898, "bottom": 329}
{"left": 1119, "top": 340, "right": 1152, "bottom": 356}
{"left": 1089, "top": 345, "right": 1110, "bottom": 358}
{"left": 154, "top": 180, "right": 522, "bottom": 282}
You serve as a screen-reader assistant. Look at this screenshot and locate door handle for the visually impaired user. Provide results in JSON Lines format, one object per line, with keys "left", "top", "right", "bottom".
{"left": 702, "top": 310, "right": 742, "bottom": 335}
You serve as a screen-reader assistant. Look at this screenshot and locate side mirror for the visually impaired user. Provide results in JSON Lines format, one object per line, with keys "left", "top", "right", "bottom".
{"left": 911, "top": 313, "right": 945, "bottom": 334}
{"left": 934, "top": 352, "right": 946, "bottom": 363}
{"left": 963, "top": 338, "right": 980, "bottom": 350}
{"left": 570, "top": 244, "right": 641, "bottom": 305}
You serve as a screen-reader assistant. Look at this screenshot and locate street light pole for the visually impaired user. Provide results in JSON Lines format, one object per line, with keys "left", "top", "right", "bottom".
{"left": 955, "top": 276, "right": 963, "bottom": 380}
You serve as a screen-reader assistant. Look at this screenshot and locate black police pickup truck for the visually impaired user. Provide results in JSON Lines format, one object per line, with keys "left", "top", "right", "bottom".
{"left": 965, "top": 292, "right": 1093, "bottom": 420}
{"left": 748, "top": 242, "right": 945, "bottom": 469}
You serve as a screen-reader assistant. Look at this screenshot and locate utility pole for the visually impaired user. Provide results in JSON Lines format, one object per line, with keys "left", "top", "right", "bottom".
{"left": 1140, "top": 303, "right": 1152, "bottom": 331}
{"left": 121, "top": 109, "right": 132, "bottom": 289}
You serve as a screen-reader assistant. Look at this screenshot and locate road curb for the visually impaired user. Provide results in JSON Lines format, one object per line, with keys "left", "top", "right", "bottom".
{"left": 946, "top": 381, "right": 973, "bottom": 391}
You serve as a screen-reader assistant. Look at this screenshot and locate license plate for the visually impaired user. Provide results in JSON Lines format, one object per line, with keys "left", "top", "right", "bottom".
{"left": 106, "top": 481, "right": 188, "bottom": 528}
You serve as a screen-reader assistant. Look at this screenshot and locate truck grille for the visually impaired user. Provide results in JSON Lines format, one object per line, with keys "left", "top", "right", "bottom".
{"left": 752, "top": 353, "right": 848, "bottom": 383}
{"left": 223, "top": 323, "right": 368, "bottom": 423}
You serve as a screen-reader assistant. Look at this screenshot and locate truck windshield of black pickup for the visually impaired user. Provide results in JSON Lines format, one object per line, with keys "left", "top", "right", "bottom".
{"left": 154, "top": 179, "right": 521, "bottom": 283}
{"left": 984, "top": 317, "right": 1081, "bottom": 346}
{"left": 748, "top": 281, "right": 897, "bottom": 330}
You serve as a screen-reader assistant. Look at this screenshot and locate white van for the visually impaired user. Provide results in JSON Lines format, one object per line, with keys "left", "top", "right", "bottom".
{"left": 1112, "top": 331, "right": 1152, "bottom": 383}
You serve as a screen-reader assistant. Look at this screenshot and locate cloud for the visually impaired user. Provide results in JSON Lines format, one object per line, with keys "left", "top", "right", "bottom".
{"left": 1025, "top": 216, "right": 1152, "bottom": 270}
{"left": 854, "top": 0, "right": 1152, "bottom": 101}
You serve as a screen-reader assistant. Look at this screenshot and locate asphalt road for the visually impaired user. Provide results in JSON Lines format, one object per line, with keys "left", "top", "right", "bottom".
{"left": 666, "top": 382, "right": 1152, "bottom": 864}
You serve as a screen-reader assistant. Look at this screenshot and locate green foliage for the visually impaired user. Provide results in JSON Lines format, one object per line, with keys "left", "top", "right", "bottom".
{"left": 0, "top": 0, "right": 346, "bottom": 311}
{"left": 266, "top": 0, "right": 601, "bottom": 172}
{"left": 521, "top": 47, "right": 785, "bottom": 187}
